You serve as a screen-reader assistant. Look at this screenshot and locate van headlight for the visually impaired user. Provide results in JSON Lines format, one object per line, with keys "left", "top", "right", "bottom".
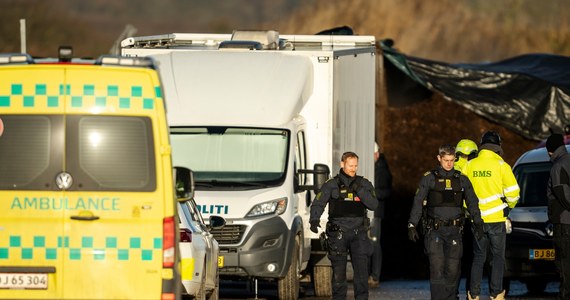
{"left": 246, "top": 198, "right": 287, "bottom": 217}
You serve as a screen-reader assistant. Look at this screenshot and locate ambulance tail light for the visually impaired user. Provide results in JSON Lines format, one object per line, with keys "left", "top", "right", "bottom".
{"left": 161, "top": 294, "right": 175, "bottom": 300}
{"left": 163, "top": 216, "right": 175, "bottom": 268}
{"left": 180, "top": 228, "right": 192, "bottom": 243}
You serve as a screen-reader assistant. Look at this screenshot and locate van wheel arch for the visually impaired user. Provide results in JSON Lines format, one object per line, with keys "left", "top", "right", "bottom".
{"left": 277, "top": 234, "right": 300, "bottom": 299}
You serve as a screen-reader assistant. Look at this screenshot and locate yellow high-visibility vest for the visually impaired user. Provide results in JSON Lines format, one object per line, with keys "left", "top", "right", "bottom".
{"left": 463, "top": 149, "right": 520, "bottom": 223}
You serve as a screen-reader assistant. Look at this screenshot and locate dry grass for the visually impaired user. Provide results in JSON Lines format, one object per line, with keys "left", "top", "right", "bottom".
{"left": 279, "top": 0, "right": 570, "bottom": 62}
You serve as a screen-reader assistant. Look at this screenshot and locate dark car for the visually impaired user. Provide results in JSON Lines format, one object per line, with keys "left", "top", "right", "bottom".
{"left": 503, "top": 146, "right": 567, "bottom": 293}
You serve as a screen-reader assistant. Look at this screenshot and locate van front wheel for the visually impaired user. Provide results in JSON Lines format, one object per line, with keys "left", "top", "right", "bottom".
{"left": 313, "top": 265, "right": 332, "bottom": 297}
{"left": 278, "top": 236, "right": 300, "bottom": 300}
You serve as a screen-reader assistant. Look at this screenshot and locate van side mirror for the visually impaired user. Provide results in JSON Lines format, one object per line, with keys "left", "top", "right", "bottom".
{"left": 297, "top": 163, "right": 331, "bottom": 193}
{"left": 209, "top": 215, "right": 226, "bottom": 230}
{"left": 313, "top": 163, "right": 330, "bottom": 192}
{"left": 174, "top": 166, "right": 195, "bottom": 201}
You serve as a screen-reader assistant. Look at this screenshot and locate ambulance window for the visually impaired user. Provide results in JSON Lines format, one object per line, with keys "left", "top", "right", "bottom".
{"left": 0, "top": 115, "right": 64, "bottom": 190}
{"left": 65, "top": 115, "right": 156, "bottom": 191}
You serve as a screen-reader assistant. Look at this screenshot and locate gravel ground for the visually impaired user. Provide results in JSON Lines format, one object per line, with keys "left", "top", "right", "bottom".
{"left": 217, "top": 278, "right": 559, "bottom": 299}
{"left": 362, "top": 278, "right": 558, "bottom": 300}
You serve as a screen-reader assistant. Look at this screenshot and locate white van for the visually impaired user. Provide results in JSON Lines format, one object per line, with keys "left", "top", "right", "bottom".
{"left": 122, "top": 30, "right": 376, "bottom": 298}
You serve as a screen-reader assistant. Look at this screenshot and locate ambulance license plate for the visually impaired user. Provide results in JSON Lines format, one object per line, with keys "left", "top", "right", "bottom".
{"left": 218, "top": 256, "right": 224, "bottom": 268}
{"left": 0, "top": 273, "right": 47, "bottom": 289}
{"left": 529, "top": 249, "right": 555, "bottom": 260}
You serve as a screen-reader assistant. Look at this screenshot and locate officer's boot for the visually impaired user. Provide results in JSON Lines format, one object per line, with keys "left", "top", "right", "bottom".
{"left": 467, "top": 291, "right": 479, "bottom": 300}
{"left": 490, "top": 290, "right": 506, "bottom": 300}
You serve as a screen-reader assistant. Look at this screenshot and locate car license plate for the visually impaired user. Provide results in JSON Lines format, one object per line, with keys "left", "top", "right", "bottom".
{"left": 529, "top": 249, "right": 555, "bottom": 260}
{"left": 218, "top": 256, "right": 224, "bottom": 268}
{"left": 0, "top": 273, "right": 48, "bottom": 289}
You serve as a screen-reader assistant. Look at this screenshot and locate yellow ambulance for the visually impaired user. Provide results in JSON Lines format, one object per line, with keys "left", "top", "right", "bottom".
{"left": 0, "top": 52, "right": 182, "bottom": 300}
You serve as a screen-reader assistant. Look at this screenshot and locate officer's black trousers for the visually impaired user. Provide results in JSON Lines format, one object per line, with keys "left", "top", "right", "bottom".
{"left": 327, "top": 224, "right": 371, "bottom": 300}
{"left": 554, "top": 224, "right": 570, "bottom": 300}
{"left": 424, "top": 225, "right": 463, "bottom": 300}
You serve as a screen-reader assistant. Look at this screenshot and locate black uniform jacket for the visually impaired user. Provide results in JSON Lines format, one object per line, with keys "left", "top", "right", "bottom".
{"left": 408, "top": 166, "right": 482, "bottom": 227}
{"left": 310, "top": 168, "right": 377, "bottom": 230}
{"left": 547, "top": 145, "right": 570, "bottom": 224}
{"left": 374, "top": 154, "right": 393, "bottom": 218}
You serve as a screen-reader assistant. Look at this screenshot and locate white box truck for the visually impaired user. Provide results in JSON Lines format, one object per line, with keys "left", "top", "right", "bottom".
{"left": 121, "top": 30, "right": 376, "bottom": 299}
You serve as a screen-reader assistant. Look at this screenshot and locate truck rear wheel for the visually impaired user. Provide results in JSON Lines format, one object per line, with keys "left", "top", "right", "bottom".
{"left": 313, "top": 265, "right": 332, "bottom": 297}
{"left": 278, "top": 236, "right": 300, "bottom": 300}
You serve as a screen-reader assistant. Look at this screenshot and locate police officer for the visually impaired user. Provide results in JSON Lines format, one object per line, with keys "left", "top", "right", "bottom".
{"left": 368, "top": 142, "right": 393, "bottom": 288}
{"left": 408, "top": 144, "right": 484, "bottom": 300}
{"left": 463, "top": 131, "right": 520, "bottom": 300}
{"left": 455, "top": 139, "right": 478, "bottom": 172}
{"left": 546, "top": 133, "right": 570, "bottom": 299}
{"left": 310, "top": 151, "right": 378, "bottom": 300}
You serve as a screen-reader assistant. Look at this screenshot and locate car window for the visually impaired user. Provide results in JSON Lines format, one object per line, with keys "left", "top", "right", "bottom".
{"left": 178, "top": 202, "right": 199, "bottom": 232}
{"left": 185, "top": 199, "right": 209, "bottom": 232}
{"left": 513, "top": 162, "right": 552, "bottom": 207}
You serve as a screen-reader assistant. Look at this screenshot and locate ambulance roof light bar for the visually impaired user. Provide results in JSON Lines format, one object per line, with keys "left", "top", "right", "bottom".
{"left": 96, "top": 55, "right": 156, "bottom": 69}
{"left": 0, "top": 53, "right": 33, "bottom": 64}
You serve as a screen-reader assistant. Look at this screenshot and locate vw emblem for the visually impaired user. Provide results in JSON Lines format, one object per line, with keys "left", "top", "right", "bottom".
{"left": 55, "top": 172, "right": 73, "bottom": 190}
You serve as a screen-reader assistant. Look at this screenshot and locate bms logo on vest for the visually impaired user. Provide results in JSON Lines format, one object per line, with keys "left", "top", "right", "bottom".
{"left": 472, "top": 170, "right": 492, "bottom": 177}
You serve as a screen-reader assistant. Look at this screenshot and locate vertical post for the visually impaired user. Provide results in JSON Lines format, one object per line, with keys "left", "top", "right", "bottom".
{"left": 375, "top": 42, "right": 388, "bottom": 148}
{"left": 20, "top": 19, "right": 27, "bottom": 53}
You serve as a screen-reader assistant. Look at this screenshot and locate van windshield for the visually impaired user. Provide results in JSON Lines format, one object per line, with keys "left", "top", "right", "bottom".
{"left": 513, "top": 162, "right": 552, "bottom": 207}
{"left": 170, "top": 127, "right": 289, "bottom": 189}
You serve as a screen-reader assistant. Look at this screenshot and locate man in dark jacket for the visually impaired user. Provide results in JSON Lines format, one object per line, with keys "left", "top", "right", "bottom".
{"left": 310, "top": 151, "right": 378, "bottom": 300}
{"left": 408, "top": 144, "right": 484, "bottom": 300}
{"left": 368, "top": 142, "right": 392, "bottom": 288}
{"left": 546, "top": 133, "right": 570, "bottom": 300}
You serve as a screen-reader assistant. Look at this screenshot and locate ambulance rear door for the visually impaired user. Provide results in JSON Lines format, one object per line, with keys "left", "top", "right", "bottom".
{"left": 60, "top": 66, "right": 167, "bottom": 299}
{"left": 0, "top": 64, "right": 67, "bottom": 299}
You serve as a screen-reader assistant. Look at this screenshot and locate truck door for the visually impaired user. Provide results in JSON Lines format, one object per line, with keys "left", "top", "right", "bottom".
{"left": 295, "top": 131, "right": 312, "bottom": 256}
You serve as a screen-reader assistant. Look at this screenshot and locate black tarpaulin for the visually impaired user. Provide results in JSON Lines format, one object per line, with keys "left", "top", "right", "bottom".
{"left": 380, "top": 40, "right": 570, "bottom": 140}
